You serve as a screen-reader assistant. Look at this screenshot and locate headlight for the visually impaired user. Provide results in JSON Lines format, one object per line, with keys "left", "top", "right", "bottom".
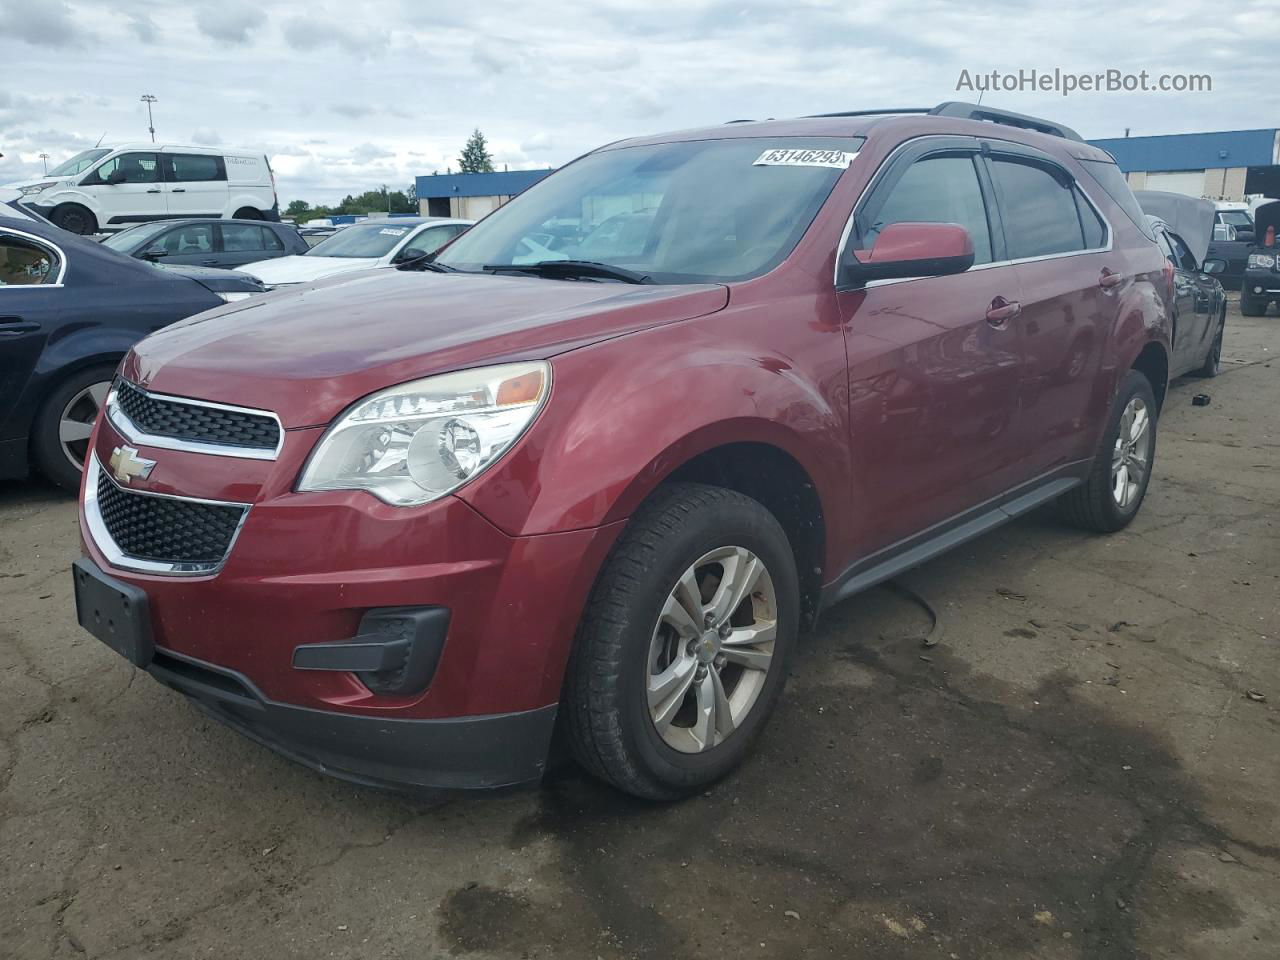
{"left": 215, "top": 291, "right": 255, "bottom": 302}
{"left": 1248, "top": 253, "right": 1276, "bottom": 269}
{"left": 19, "top": 182, "right": 55, "bottom": 196}
{"left": 298, "top": 361, "right": 550, "bottom": 506}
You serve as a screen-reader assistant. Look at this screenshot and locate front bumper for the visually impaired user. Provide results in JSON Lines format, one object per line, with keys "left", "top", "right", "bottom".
{"left": 149, "top": 646, "right": 558, "bottom": 789}
{"left": 1242, "top": 270, "right": 1280, "bottom": 296}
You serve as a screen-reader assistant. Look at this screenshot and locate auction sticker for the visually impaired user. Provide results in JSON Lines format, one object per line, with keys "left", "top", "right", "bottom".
{"left": 754, "top": 148, "right": 857, "bottom": 168}
{"left": 379, "top": 228, "right": 408, "bottom": 236}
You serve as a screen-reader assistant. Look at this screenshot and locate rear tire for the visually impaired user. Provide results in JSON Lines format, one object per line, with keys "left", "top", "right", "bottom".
{"left": 233, "top": 207, "right": 263, "bottom": 220}
{"left": 1058, "top": 370, "right": 1157, "bottom": 533}
{"left": 564, "top": 483, "right": 799, "bottom": 800}
{"left": 51, "top": 203, "right": 98, "bottom": 236}
{"left": 1194, "top": 308, "right": 1225, "bottom": 378}
{"left": 31, "top": 364, "right": 117, "bottom": 492}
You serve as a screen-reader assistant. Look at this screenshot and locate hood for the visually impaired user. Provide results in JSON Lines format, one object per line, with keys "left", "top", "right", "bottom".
{"left": 239, "top": 255, "right": 378, "bottom": 284}
{"left": 157, "top": 262, "right": 266, "bottom": 293}
{"left": 1252, "top": 200, "right": 1280, "bottom": 248}
{"left": 1134, "top": 190, "right": 1215, "bottom": 265}
{"left": 125, "top": 269, "right": 728, "bottom": 427}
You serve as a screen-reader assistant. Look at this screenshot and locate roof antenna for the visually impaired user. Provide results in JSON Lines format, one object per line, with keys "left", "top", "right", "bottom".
{"left": 976, "top": 89, "right": 984, "bottom": 106}
{"left": 95, "top": 131, "right": 107, "bottom": 147}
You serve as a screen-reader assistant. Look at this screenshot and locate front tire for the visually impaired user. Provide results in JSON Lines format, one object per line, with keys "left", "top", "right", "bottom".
{"left": 564, "top": 483, "right": 799, "bottom": 800}
{"left": 51, "top": 203, "right": 98, "bottom": 236}
{"left": 31, "top": 365, "right": 117, "bottom": 492}
{"left": 1240, "top": 290, "right": 1266, "bottom": 316}
{"left": 1058, "top": 369, "right": 1157, "bottom": 533}
{"left": 1194, "top": 308, "right": 1226, "bottom": 378}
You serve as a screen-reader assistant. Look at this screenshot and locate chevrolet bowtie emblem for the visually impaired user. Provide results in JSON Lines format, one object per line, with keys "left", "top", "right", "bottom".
{"left": 109, "top": 445, "right": 156, "bottom": 485}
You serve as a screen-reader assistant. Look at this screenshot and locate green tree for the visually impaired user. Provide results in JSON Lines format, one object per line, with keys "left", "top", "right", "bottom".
{"left": 457, "top": 129, "right": 494, "bottom": 173}
{"left": 284, "top": 199, "right": 311, "bottom": 218}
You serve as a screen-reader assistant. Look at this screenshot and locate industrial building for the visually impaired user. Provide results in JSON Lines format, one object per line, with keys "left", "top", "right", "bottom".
{"left": 415, "top": 169, "right": 553, "bottom": 220}
{"left": 1088, "top": 128, "right": 1280, "bottom": 201}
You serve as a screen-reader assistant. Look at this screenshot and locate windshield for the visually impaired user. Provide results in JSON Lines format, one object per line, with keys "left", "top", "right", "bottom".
{"left": 1219, "top": 210, "right": 1252, "bottom": 228}
{"left": 437, "top": 137, "right": 863, "bottom": 283}
{"left": 48, "top": 149, "right": 110, "bottom": 178}
{"left": 100, "top": 221, "right": 169, "bottom": 251}
{"left": 306, "top": 222, "right": 416, "bottom": 258}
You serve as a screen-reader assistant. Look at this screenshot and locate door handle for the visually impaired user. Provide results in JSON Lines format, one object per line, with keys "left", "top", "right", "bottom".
{"left": 146, "top": 188, "right": 161, "bottom": 193}
{"left": 985, "top": 297, "right": 1021, "bottom": 328}
{"left": 1099, "top": 268, "right": 1125, "bottom": 290}
{"left": 201, "top": 259, "right": 217, "bottom": 265}
{"left": 0, "top": 317, "right": 40, "bottom": 335}
{"left": 172, "top": 188, "right": 186, "bottom": 193}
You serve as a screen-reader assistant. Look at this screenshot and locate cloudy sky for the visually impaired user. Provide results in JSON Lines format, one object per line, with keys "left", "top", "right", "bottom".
{"left": 3, "top": 0, "right": 1277, "bottom": 206}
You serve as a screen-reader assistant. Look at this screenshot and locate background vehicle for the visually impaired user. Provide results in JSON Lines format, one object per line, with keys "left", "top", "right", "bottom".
{"left": 298, "top": 225, "right": 340, "bottom": 247}
{"left": 74, "top": 103, "right": 1175, "bottom": 800}
{"left": 4, "top": 144, "right": 278, "bottom": 236}
{"left": 1241, "top": 199, "right": 1280, "bottom": 315}
{"left": 0, "top": 216, "right": 265, "bottom": 490}
{"left": 1136, "top": 192, "right": 1228, "bottom": 375}
{"left": 101, "top": 218, "right": 308, "bottom": 269}
{"left": 239, "top": 217, "right": 471, "bottom": 285}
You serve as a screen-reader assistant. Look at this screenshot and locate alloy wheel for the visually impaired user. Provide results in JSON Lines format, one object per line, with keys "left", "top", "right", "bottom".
{"left": 1111, "top": 396, "right": 1152, "bottom": 509}
{"left": 646, "top": 545, "right": 777, "bottom": 754}
{"left": 58, "top": 381, "right": 110, "bottom": 471}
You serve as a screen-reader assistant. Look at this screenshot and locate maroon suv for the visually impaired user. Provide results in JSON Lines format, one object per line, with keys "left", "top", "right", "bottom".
{"left": 74, "top": 103, "right": 1181, "bottom": 800}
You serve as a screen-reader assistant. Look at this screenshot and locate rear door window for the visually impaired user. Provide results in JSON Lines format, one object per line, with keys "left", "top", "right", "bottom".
{"left": 989, "top": 158, "right": 1086, "bottom": 259}
{"left": 855, "top": 153, "right": 994, "bottom": 265}
{"left": 167, "top": 154, "right": 226, "bottom": 182}
{"left": 221, "top": 223, "right": 271, "bottom": 252}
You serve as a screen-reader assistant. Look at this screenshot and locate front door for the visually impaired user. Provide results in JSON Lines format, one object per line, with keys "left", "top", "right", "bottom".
{"left": 81, "top": 152, "right": 167, "bottom": 227}
{"left": 836, "top": 142, "right": 1024, "bottom": 554}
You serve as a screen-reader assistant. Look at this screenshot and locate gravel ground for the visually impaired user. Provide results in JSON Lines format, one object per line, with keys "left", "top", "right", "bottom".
{"left": 2, "top": 302, "right": 1277, "bottom": 960}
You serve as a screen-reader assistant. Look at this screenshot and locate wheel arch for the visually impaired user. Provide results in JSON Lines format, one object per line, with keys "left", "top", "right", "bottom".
{"left": 1129, "top": 339, "right": 1170, "bottom": 411}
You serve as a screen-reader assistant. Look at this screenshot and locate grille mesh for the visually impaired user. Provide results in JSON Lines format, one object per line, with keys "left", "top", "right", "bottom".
{"left": 96, "top": 469, "right": 245, "bottom": 565}
{"left": 115, "top": 380, "right": 280, "bottom": 450}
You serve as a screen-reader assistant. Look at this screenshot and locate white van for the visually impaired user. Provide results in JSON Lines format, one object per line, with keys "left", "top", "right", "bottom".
{"left": 5, "top": 144, "right": 278, "bottom": 235}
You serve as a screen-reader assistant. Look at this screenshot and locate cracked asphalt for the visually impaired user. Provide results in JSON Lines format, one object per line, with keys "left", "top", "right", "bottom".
{"left": 2, "top": 302, "right": 1277, "bottom": 960}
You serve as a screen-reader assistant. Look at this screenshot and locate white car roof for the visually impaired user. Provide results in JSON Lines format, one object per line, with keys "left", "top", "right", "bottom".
{"left": 107, "top": 143, "right": 265, "bottom": 158}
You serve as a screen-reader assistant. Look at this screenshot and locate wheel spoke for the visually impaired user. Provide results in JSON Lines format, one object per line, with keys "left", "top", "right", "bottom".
{"left": 649, "top": 658, "right": 696, "bottom": 733}
{"left": 691, "top": 670, "right": 717, "bottom": 750}
{"left": 1113, "top": 464, "right": 1129, "bottom": 505}
{"left": 59, "top": 419, "right": 93, "bottom": 443}
{"left": 722, "top": 620, "right": 776, "bottom": 647}
{"left": 722, "top": 645, "right": 772, "bottom": 672}
{"left": 711, "top": 669, "right": 735, "bottom": 740}
{"left": 660, "top": 592, "right": 700, "bottom": 639}
{"left": 1129, "top": 406, "right": 1148, "bottom": 444}
{"left": 87, "top": 381, "right": 110, "bottom": 410}
{"left": 707, "top": 548, "right": 763, "bottom": 627}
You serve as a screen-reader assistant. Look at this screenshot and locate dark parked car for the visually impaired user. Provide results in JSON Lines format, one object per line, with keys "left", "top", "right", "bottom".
{"left": 1241, "top": 200, "right": 1280, "bottom": 316}
{"left": 99, "top": 218, "right": 308, "bottom": 270}
{"left": 0, "top": 216, "right": 265, "bottom": 490}
{"left": 76, "top": 103, "right": 1182, "bottom": 799}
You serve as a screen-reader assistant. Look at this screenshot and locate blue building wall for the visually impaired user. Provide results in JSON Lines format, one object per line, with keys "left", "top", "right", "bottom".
{"left": 416, "top": 169, "right": 553, "bottom": 200}
{"left": 1088, "top": 129, "right": 1278, "bottom": 173}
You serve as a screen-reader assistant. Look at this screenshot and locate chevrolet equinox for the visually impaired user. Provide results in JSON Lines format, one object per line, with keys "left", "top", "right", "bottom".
{"left": 73, "top": 103, "right": 1186, "bottom": 800}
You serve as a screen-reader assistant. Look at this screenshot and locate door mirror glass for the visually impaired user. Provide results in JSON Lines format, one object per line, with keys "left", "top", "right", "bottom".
{"left": 1201, "top": 258, "right": 1226, "bottom": 276}
{"left": 842, "top": 222, "right": 975, "bottom": 285}
{"left": 393, "top": 247, "right": 427, "bottom": 263}
{"left": 105, "top": 169, "right": 127, "bottom": 185}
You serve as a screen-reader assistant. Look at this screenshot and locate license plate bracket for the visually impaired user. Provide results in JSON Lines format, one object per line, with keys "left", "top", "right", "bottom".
{"left": 72, "top": 558, "right": 155, "bottom": 668}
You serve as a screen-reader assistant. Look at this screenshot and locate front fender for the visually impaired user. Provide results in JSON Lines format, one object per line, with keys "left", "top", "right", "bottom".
{"left": 457, "top": 320, "right": 848, "bottom": 550}
{"left": 36, "top": 187, "right": 99, "bottom": 214}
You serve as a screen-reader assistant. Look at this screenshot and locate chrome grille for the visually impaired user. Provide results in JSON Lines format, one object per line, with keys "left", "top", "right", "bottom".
{"left": 109, "top": 380, "right": 282, "bottom": 459}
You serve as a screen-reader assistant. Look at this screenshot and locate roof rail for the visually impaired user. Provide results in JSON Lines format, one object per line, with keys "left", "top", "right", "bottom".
{"left": 927, "top": 101, "right": 1083, "bottom": 142}
{"left": 804, "top": 108, "right": 931, "bottom": 118}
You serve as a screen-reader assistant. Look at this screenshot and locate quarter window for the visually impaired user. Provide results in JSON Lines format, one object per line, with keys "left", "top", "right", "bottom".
{"left": 167, "top": 154, "right": 225, "bottom": 182}
{"left": 0, "top": 235, "right": 60, "bottom": 285}
{"left": 989, "top": 158, "right": 1088, "bottom": 259}
{"left": 84, "top": 152, "right": 160, "bottom": 185}
{"left": 856, "top": 154, "right": 994, "bottom": 265}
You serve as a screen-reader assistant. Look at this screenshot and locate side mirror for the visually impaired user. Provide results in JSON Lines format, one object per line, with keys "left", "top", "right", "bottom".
{"left": 841, "top": 222, "right": 975, "bottom": 287}
{"left": 105, "top": 170, "right": 127, "bottom": 185}
{"left": 394, "top": 247, "right": 427, "bottom": 263}
{"left": 141, "top": 248, "right": 166, "bottom": 261}
{"left": 1201, "top": 258, "right": 1226, "bottom": 276}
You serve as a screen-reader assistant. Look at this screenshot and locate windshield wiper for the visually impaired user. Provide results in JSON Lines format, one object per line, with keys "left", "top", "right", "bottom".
{"left": 396, "top": 252, "right": 460, "bottom": 273}
{"left": 482, "top": 260, "right": 652, "bottom": 284}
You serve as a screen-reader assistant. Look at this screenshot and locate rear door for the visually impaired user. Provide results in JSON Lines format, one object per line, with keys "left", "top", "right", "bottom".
{"left": 80, "top": 152, "right": 166, "bottom": 227}
{"left": 163, "top": 153, "right": 228, "bottom": 217}
{"left": 0, "top": 229, "right": 61, "bottom": 440}
{"left": 836, "top": 138, "right": 1026, "bottom": 551}
{"left": 984, "top": 146, "right": 1116, "bottom": 475}
{"left": 217, "top": 222, "right": 283, "bottom": 268}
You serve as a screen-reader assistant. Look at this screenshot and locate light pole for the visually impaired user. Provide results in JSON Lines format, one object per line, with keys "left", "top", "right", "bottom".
{"left": 140, "top": 94, "right": 158, "bottom": 143}
{"left": 39, "top": 153, "right": 50, "bottom": 174}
